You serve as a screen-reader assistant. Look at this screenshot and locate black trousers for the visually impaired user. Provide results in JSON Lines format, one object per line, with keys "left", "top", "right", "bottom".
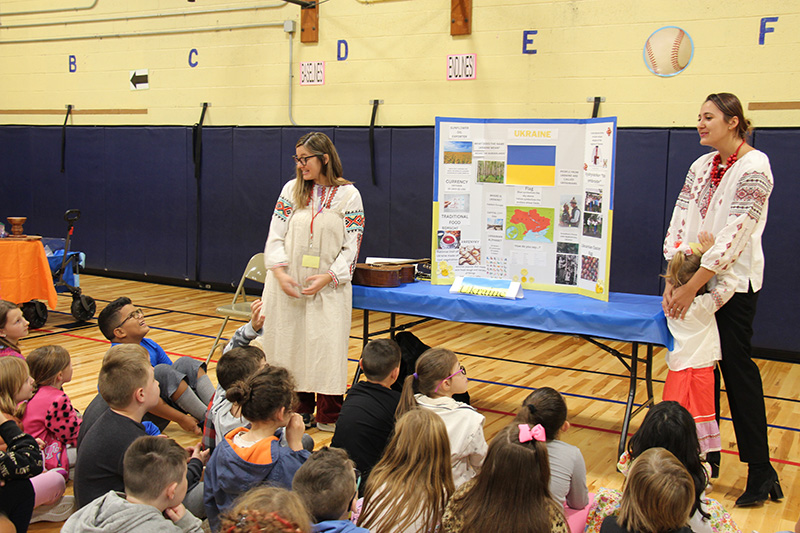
{"left": 714, "top": 288, "right": 770, "bottom": 465}
{"left": 0, "top": 478, "right": 35, "bottom": 533}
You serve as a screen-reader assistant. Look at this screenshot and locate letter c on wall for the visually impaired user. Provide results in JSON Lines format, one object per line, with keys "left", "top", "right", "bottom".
{"left": 189, "top": 48, "right": 199, "bottom": 68}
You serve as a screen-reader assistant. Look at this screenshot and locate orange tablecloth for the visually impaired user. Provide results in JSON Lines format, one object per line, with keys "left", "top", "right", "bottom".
{"left": 0, "top": 240, "right": 58, "bottom": 309}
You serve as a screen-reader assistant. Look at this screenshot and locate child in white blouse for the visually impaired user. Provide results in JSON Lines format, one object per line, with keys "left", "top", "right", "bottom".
{"left": 662, "top": 231, "right": 735, "bottom": 457}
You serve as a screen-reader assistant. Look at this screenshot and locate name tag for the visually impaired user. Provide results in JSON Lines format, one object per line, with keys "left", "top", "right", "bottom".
{"left": 302, "top": 254, "right": 321, "bottom": 269}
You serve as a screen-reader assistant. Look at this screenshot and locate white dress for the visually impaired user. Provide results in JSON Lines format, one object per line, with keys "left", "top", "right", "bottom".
{"left": 261, "top": 180, "right": 365, "bottom": 395}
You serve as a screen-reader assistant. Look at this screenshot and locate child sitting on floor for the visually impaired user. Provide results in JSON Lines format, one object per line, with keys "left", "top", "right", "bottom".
{"left": 442, "top": 422, "right": 568, "bottom": 533}
{"left": 517, "top": 387, "right": 590, "bottom": 533}
{"left": 219, "top": 486, "right": 313, "bottom": 533}
{"left": 332, "top": 338, "right": 402, "bottom": 494}
{"left": 22, "top": 345, "right": 82, "bottom": 480}
{"left": 0, "top": 356, "right": 74, "bottom": 524}
{"left": 203, "top": 345, "right": 313, "bottom": 453}
{"left": 74, "top": 345, "right": 207, "bottom": 518}
{"left": 0, "top": 300, "right": 29, "bottom": 358}
{"left": 395, "top": 347, "right": 487, "bottom": 488}
{"left": 203, "top": 365, "right": 310, "bottom": 531}
{"left": 293, "top": 447, "right": 369, "bottom": 533}
{"left": 357, "top": 409, "right": 454, "bottom": 533}
{"left": 600, "top": 448, "right": 694, "bottom": 533}
{"left": 95, "top": 297, "right": 215, "bottom": 434}
{"left": 64, "top": 435, "right": 203, "bottom": 532}
{"left": 0, "top": 407, "right": 42, "bottom": 533}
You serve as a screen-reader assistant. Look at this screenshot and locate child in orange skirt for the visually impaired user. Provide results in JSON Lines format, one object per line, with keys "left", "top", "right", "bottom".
{"left": 662, "top": 231, "right": 736, "bottom": 457}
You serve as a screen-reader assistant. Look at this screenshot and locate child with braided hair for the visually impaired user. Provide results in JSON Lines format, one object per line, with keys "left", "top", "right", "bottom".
{"left": 219, "top": 486, "right": 312, "bottom": 533}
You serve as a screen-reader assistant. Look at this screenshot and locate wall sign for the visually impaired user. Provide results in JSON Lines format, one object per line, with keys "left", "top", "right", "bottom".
{"left": 447, "top": 54, "right": 476, "bottom": 81}
{"left": 300, "top": 61, "right": 325, "bottom": 85}
{"left": 129, "top": 69, "right": 149, "bottom": 90}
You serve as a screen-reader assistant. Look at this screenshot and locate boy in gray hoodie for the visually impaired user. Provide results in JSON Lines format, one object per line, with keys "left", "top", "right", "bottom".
{"left": 63, "top": 436, "right": 202, "bottom": 532}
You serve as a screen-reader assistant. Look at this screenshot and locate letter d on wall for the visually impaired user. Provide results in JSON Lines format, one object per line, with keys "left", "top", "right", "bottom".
{"left": 337, "top": 39, "right": 348, "bottom": 61}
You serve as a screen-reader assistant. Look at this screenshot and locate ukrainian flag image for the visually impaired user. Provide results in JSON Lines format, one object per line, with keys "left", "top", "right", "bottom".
{"left": 506, "top": 145, "right": 556, "bottom": 186}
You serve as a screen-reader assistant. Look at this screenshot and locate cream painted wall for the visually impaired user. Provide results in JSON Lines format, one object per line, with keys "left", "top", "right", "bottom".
{"left": 1, "top": 0, "right": 798, "bottom": 127}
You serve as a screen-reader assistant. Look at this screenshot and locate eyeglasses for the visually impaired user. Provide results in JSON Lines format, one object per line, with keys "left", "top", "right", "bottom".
{"left": 434, "top": 364, "right": 467, "bottom": 393}
{"left": 115, "top": 308, "right": 144, "bottom": 329}
{"left": 292, "top": 154, "right": 322, "bottom": 166}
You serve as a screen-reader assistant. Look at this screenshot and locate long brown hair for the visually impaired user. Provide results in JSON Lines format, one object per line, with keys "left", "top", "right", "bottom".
{"left": 27, "top": 345, "right": 71, "bottom": 388}
{"left": 0, "top": 300, "right": 22, "bottom": 353}
{"left": 0, "top": 357, "right": 30, "bottom": 418}
{"left": 358, "top": 409, "right": 454, "bottom": 533}
{"left": 515, "top": 387, "right": 568, "bottom": 441}
{"left": 451, "top": 424, "right": 562, "bottom": 533}
{"left": 395, "top": 347, "right": 458, "bottom": 418}
{"left": 618, "top": 448, "right": 694, "bottom": 533}
{"left": 292, "top": 132, "right": 352, "bottom": 207}
{"left": 705, "top": 93, "right": 751, "bottom": 140}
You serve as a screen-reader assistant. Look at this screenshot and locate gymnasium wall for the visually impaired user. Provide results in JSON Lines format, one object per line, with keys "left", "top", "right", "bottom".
{"left": 0, "top": 1, "right": 799, "bottom": 127}
{"left": 1, "top": 1, "right": 797, "bottom": 359}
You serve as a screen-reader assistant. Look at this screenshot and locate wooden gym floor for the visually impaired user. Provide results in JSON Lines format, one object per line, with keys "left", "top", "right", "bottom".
{"left": 23, "top": 274, "right": 798, "bottom": 532}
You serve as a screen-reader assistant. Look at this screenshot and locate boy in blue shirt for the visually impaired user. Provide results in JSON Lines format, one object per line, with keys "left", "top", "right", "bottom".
{"left": 293, "top": 447, "right": 369, "bottom": 533}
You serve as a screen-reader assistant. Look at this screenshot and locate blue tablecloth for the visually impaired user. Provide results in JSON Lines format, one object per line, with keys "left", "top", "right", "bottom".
{"left": 353, "top": 281, "right": 672, "bottom": 349}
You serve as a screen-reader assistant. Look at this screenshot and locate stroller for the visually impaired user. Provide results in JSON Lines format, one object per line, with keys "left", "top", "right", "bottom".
{"left": 21, "top": 209, "right": 96, "bottom": 328}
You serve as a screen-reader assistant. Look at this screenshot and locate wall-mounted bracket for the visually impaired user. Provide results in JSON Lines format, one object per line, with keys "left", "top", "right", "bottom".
{"left": 301, "top": 2, "right": 319, "bottom": 43}
{"left": 451, "top": 0, "right": 471, "bottom": 36}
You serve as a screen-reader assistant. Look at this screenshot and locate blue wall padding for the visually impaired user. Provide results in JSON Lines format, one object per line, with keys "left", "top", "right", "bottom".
{"left": 610, "top": 129, "right": 670, "bottom": 296}
{"left": 389, "top": 128, "right": 435, "bottom": 259}
{"left": 334, "top": 128, "right": 393, "bottom": 259}
{"left": 0, "top": 125, "right": 794, "bottom": 357}
{"left": 747, "top": 130, "right": 797, "bottom": 353}
{"left": 102, "top": 127, "right": 192, "bottom": 279}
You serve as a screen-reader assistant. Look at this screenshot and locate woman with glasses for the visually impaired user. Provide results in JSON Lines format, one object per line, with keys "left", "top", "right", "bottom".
{"left": 261, "top": 132, "right": 365, "bottom": 433}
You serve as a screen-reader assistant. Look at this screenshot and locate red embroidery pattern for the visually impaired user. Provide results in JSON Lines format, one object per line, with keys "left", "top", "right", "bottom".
{"left": 344, "top": 211, "right": 365, "bottom": 233}
{"left": 273, "top": 197, "right": 293, "bottom": 221}
{"left": 731, "top": 172, "right": 771, "bottom": 221}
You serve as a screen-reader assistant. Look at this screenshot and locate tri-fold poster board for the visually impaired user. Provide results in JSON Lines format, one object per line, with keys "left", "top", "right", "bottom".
{"left": 431, "top": 116, "right": 617, "bottom": 301}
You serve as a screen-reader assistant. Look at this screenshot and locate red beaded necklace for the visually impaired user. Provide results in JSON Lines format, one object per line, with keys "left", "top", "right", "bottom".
{"left": 709, "top": 139, "right": 746, "bottom": 188}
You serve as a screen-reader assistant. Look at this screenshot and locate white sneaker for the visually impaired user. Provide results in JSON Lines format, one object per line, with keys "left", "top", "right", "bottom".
{"left": 30, "top": 494, "right": 75, "bottom": 523}
{"left": 316, "top": 422, "right": 336, "bottom": 433}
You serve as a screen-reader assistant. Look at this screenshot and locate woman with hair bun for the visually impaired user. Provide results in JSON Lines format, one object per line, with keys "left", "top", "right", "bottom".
{"left": 203, "top": 366, "right": 311, "bottom": 531}
{"left": 662, "top": 93, "right": 780, "bottom": 506}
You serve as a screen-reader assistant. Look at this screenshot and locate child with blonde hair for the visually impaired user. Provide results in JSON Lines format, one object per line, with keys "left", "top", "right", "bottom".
{"left": 357, "top": 408, "right": 455, "bottom": 533}
{"left": 0, "top": 300, "right": 29, "bottom": 358}
{"left": 219, "top": 486, "right": 312, "bottom": 533}
{"left": 203, "top": 365, "right": 310, "bottom": 531}
{"left": 0, "top": 357, "right": 74, "bottom": 523}
{"left": 395, "top": 347, "right": 486, "bottom": 487}
{"left": 662, "top": 231, "right": 734, "bottom": 456}
{"left": 22, "top": 345, "right": 82, "bottom": 479}
{"left": 600, "top": 448, "right": 694, "bottom": 533}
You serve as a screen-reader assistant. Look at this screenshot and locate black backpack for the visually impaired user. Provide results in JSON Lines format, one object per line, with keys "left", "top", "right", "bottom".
{"left": 392, "top": 331, "right": 470, "bottom": 405}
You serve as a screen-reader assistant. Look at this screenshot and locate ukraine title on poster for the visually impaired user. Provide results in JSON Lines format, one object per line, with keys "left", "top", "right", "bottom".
{"left": 431, "top": 117, "right": 616, "bottom": 301}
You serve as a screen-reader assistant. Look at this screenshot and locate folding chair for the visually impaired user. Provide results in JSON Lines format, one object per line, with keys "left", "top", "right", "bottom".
{"left": 205, "top": 253, "right": 268, "bottom": 365}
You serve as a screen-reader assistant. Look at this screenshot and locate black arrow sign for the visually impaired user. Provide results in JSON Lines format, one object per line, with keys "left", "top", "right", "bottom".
{"left": 130, "top": 72, "right": 148, "bottom": 88}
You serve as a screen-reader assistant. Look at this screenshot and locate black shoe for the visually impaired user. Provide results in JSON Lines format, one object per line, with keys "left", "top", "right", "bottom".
{"left": 735, "top": 464, "right": 783, "bottom": 506}
{"left": 706, "top": 451, "right": 720, "bottom": 479}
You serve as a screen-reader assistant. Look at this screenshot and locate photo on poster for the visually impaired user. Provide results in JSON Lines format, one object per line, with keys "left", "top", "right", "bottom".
{"left": 555, "top": 254, "right": 578, "bottom": 285}
{"left": 581, "top": 255, "right": 599, "bottom": 282}
{"left": 486, "top": 217, "right": 504, "bottom": 232}
{"left": 557, "top": 194, "right": 581, "bottom": 228}
{"left": 556, "top": 242, "right": 579, "bottom": 254}
{"left": 443, "top": 194, "right": 470, "bottom": 213}
{"left": 583, "top": 213, "right": 603, "bottom": 238}
{"left": 477, "top": 160, "right": 505, "bottom": 184}
{"left": 443, "top": 141, "right": 473, "bottom": 164}
{"left": 505, "top": 206, "right": 554, "bottom": 243}
{"left": 459, "top": 244, "right": 481, "bottom": 266}
{"left": 437, "top": 230, "right": 461, "bottom": 249}
{"left": 585, "top": 191, "right": 603, "bottom": 213}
